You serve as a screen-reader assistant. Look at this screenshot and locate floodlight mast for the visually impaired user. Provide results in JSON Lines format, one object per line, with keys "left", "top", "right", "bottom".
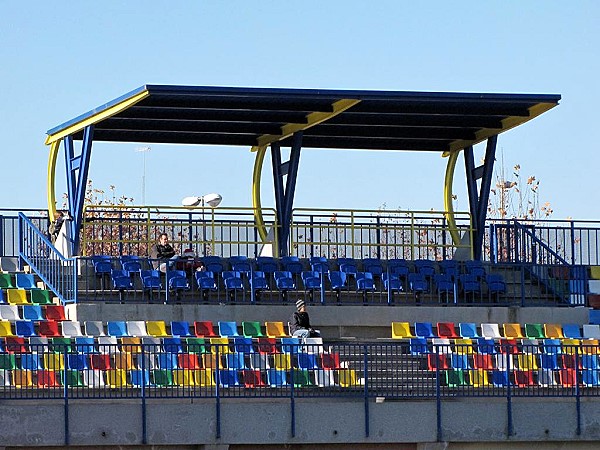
{"left": 181, "top": 193, "right": 223, "bottom": 255}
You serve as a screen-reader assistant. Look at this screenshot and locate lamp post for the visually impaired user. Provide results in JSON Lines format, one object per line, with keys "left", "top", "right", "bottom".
{"left": 135, "top": 146, "right": 151, "bottom": 205}
{"left": 182, "top": 193, "right": 223, "bottom": 255}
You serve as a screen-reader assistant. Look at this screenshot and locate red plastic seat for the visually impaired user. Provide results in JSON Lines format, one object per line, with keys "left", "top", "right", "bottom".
{"left": 38, "top": 320, "right": 61, "bottom": 337}
{"left": 559, "top": 368, "right": 578, "bottom": 387}
{"left": 4, "top": 336, "right": 27, "bottom": 353}
{"left": 194, "top": 321, "right": 219, "bottom": 337}
{"left": 321, "top": 352, "right": 341, "bottom": 369}
{"left": 427, "top": 354, "right": 449, "bottom": 371}
{"left": 437, "top": 322, "right": 459, "bottom": 339}
{"left": 178, "top": 353, "right": 200, "bottom": 369}
{"left": 514, "top": 370, "right": 535, "bottom": 387}
{"left": 90, "top": 354, "right": 111, "bottom": 370}
{"left": 243, "top": 369, "right": 266, "bottom": 388}
{"left": 256, "top": 338, "right": 278, "bottom": 354}
{"left": 498, "top": 339, "right": 519, "bottom": 354}
{"left": 472, "top": 353, "right": 494, "bottom": 370}
{"left": 45, "top": 305, "right": 66, "bottom": 321}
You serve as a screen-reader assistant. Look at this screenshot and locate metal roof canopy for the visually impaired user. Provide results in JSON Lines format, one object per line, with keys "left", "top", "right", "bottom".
{"left": 45, "top": 85, "right": 560, "bottom": 258}
{"left": 47, "top": 84, "right": 560, "bottom": 152}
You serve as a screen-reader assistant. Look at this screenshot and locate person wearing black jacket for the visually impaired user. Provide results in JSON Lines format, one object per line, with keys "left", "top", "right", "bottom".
{"left": 290, "top": 299, "right": 320, "bottom": 338}
{"left": 149, "top": 233, "right": 177, "bottom": 271}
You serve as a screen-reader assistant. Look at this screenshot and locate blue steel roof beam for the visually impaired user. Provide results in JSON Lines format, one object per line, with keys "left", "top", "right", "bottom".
{"left": 282, "top": 136, "right": 450, "bottom": 151}
{"left": 73, "top": 130, "right": 259, "bottom": 146}
{"left": 307, "top": 125, "right": 478, "bottom": 141}
{"left": 326, "top": 113, "right": 504, "bottom": 129}
{"left": 99, "top": 118, "right": 285, "bottom": 135}
{"left": 474, "top": 136, "right": 498, "bottom": 260}
{"left": 351, "top": 100, "right": 532, "bottom": 116}
{"left": 118, "top": 107, "right": 311, "bottom": 124}
{"left": 279, "top": 132, "right": 302, "bottom": 257}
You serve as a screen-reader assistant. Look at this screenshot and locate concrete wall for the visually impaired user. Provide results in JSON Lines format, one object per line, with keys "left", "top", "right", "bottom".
{"left": 1, "top": 397, "right": 600, "bottom": 447}
{"left": 67, "top": 304, "right": 591, "bottom": 339}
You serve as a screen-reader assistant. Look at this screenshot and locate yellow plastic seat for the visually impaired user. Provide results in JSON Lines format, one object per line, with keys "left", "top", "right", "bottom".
{"left": 469, "top": 369, "right": 490, "bottom": 387}
{"left": 146, "top": 321, "right": 169, "bottom": 337}
{"left": 12, "top": 370, "right": 33, "bottom": 388}
{"left": 453, "top": 338, "right": 474, "bottom": 354}
{"left": 590, "top": 266, "right": 600, "bottom": 280}
{"left": 209, "top": 337, "right": 231, "bottom": 354}
{"left": 0, "top": 320, "right": 14, "bottom": 337}
{"left": 112, "top": 352, "right": 136, "bottom": 370}
{"left": 273, "top": 353, "right": 292, "bottom": 370}
{"left": 503, "top": 323, "right": 524, "bottom": 339}
{"left": 265, "top": 321, "right": 288, "bottom": 338}
{"left": 391, "top": 322, "right": 414, "bottom": 339}
{"left": 337, "top": 369, "right": 359, "bottom": 387}
{"left": 582, "top": 339, "right": 600, "bottom": 355}
{"left": 544, "top": 323, "right": 564, "bottom": 339}
{"left": 106, "top": 369, "right": 129, "bottom": 388}
{"left": 202, "top": 353, "right": 223, "bottom": 370}
{"left": 517, "top": 353, "right": 539, "bottom": 370}
{"left": 120, "top": 336, "right": 142, "bottom": 353}
{"left": 562, "top": 338, "right": 581, "bottom": 355}
{"left": 173, "top": 369, "right": 195, "bottom": 387}
{"left": 43, "top": 353, "right": 64, "bottom": 371}
{"left": 194, "top": 369, "right": 215, "bottom": 387}
{"left": 7, "top": 289, "right": 29, "bottom": 305}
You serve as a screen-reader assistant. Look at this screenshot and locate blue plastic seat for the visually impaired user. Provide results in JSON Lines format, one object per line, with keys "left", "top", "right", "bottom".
{"left": 75, "top": 336, "right": 96, "bottom": 354}
{"left": 22, "top": 305, "right": 43, "bottom": 321}
{"left": 158, "top": 352, "right": 178, "bottom": 369}
{"left": 439, "top": 260, "right": 459, "bottom": 280}
{"left": 218, "top": 321, "right": 240, "bottom": 337}
{"left": 202, "top": 256, "right": 226, "bottom": 273}
{"left": 218, "top": 369, "right": 240, "bottom": 387}
{"left": 229, "top": 256, "right": 253, "bottom": 275}
{"left": 451, "top": 354, "right": 470, "bottom": 370}
{"left": 281, "top": 256, "right": 303, "bottom": 274}
{"left": 301, "top": 271, "right": 322, "bottom": 290}
{"left": 465, "top": 260, "right": 486, "bottom": 278}
{"left": 362, "top": 258, "right": 383, "bottom": 277}
{"left": 111, "top": 270, "right": 134, "bottom": 301}
{"left": 486, "top": 274, "right": 506, "bottom": 295}
{"left": 540, "top": 353, "right": 559, "bottom": 370}
{"left": 15, "top": 320, "right": 36, "bottom": 337}
{"left": 387, "top": 259, "right": 409, "bottom": 278}
{"left": 458, "top": 322, "right": 479, "bottom": 338}
{"left": 338, "top": 258, "right": 358, "bottom": 277}
{"left": 225, "top": 352, "right": 247, "bottom": 369}
{"left": 130, "top": 369, "right": 151, "bottom": 387}
{"left": 250, "top": 271, "right": 269, "bottom": 291}
{"left": 328, "top": 271, "right": 347, "bottom": 290}
{"left": 562, "top": 324, "right": 582, "bottom": 339}
{"left": 582, "top": 369, "right": 600, "bottom": 386}
{"left": 15, "top": 273, "right": 38, "bottom": 290}
{"left": 171, "top": 321, "right": 193, "bottom": 337}
{"left": 434, "top": 273, "right": 454, "bottom": 302}
{"left": 92, "top": 256, "right": 113, "bottom": 289}
{"left": 356, "top": 272, "right": 376, "bottom": 292}
{"left": 223, "top": 271, "right": 244, "bottom": 299}
{"left": 107, "top": 321, "right": 128, "bottom": 337}
{"left": 492, "top": 370, "right": 510, "bottom": 387}
{"left": 280, "top": 337, "right": 300, "bottom": 354}
{"left": 67, "top": 353, "right": 88, "bottom": 370}
{"left": 408, "top": 273, "right": 428, "bottom": 293}
{"left": 309, "top": 256, "right": 329, "bottom": 274}
{"left": 409, "top": 337, "right": 429, "bottom": 355}
{"left": 459, "top": 274, "right": 481, "bottom": 294}
{"left": 477, "top": 338, "right": 497, "bottom": 355}
{"left": 274, "top": 271, "right": 296, "bottom": 291}
{"left": 195, "top": 271, "right": 217, "bottom": 291}
{"left": 414, "top": 322, "right": 436, "bottom": 338}
{"left": 542, "top": 339, "right": 562, "bottom": 354}
{"left": 21, "top": 353, "right": 42, "bottom": 370}
{"left": 256, "top": 257, "right": 278, "bottom": 274}
{"left": 234, "top": 337, "right": 254, "bottom": 354}
{"left": 297, "top": 352, "right": 319, "bottom": 369}
{"left": 267, "top": 368, "right": 289, "bottom": 386}
{"left": 383, "top": 273, "right": 402, "bottom": 292}
{"left": 414, "top": 259, "right": 436, "bottom": 278}
{"left": 166, "top": 270, "right": 190, "bottom": 291}
{"left": 162, "top": 337, "right": 183, "bottom": 353}
{"left": 582, "top": 354, "right": 599, "bottom": 370}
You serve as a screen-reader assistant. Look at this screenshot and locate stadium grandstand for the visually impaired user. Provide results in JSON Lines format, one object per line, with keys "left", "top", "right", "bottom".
{"left": 3, "top": 85, "right": 600, "bottom": 449}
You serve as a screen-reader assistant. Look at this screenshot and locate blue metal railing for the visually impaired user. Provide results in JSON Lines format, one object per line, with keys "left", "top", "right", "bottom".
{"left": 18, "top": 213, "right": 77, "bottom": 304}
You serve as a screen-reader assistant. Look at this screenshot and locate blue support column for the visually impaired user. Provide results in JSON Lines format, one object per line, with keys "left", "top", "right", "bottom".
{"left": 271, "top": 132, "right": 303, "bottom": 257}
{"left": 464, "top": 136, "right": 498, "bottom": 260}
{"left": 64, "top": 126, "right": 94, "bottom": 255}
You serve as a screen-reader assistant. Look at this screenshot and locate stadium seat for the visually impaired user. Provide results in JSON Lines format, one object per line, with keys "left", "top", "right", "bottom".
{"left": 43, "top": 353, "right": 65, "bottom": 371}
{"left": 362, "top": 258, "right": 383, "bottom": 277}
{"left": 194, "top": 321, "right": 219, "bottom": 337}
{"left": 229, "top": 255, "right": 253, "bottom": 275}
{"left": 195, "top": 270, "right": 217, "bottom": 294}
{"left": 274, "top": 271, "right": 296, "bottom": 296}
{"left": 582, "top": 369, "right": 600, "bottom": 386}
{"left": 147, "top": 321, "right": 169, "bottom": 337}
{"left": 256, "top": 256, "right": 279, "bottom": 274}
{"left": 111, "top": 269, "right": 134, "bottom": 300}
{"left": 521, "top": 339, "right": 540, "bottom": 354}
{"left": 97, "top": 336, "right": 119, "bottom": 353}
{"left": 178, "top": 353, "right": 201, "bottom": 370}
{"left": 499, "top": 339, "right": 519, "bottom": 354}
{"left": 92, "top": 256, "right": 113, "bottom": 290}
{"left": 434, "top": 273, "right": 454, "bottom": 303}
{"left": 222, "top": 271, "right": 245, "bottom": 300}
{"left": 21, "top": 353, "right": 42, "bottom": 370}
{"left": 414, "top": 322, "right": 436, "bottom": 338}
{"left": 218, "top": 321, "right": 239, "bottom": 337}
{"left": 494, "top": 354, "right": 511, "bottom": 371}
{"left": 107, "top": 321, "right": 128, "bottom": 337}
{"left": 563, "top": 323, "right": 582, "bottom": 339}
{"left": 157, "top": 353, "right": 178, "bottom": 370}
{"left": 516, "top": 354, "right": 539, "bottom": 371}
{"left": 542, "top": 339, "right": 562, "bottom": 355}
{"left": 233, "top": 337, "right": 254, "bottom": 354}
{"left": 301, "top": 271, "right": 322, "bottom": 292}
{"left": 537, "top": 368, "right": 558, "bottom": 387}
{"left": 194, "top": 369, "right": 215, "bottom": 387}
{"left": 391, "top": 322, "right": 414, "bottom": 339}
{"left": 90, "top": 354, "right": 111, "bottom": 370}
{"left": 309, "top": 256, "right": 329, "bottom": 274}
{"left": 581, "top": 354, "right": 599, "bottom": 370}
{"left": 84, "top": 321, "right": 106, "bottom": 337}
{"left": 120, "top": 255, "right": 142, "bottom": 276}
{"left": 382, "top": 273, "right": 403, "bottom": 293}
{"left": 15, "top": 320, "right": 36, "bottom": 337}
{"left": 7, "top": 289, "right": 29, "bottom": 305}
{"left": 273, "top": 353, "right": 292, "bottom": 370}
{"left": 387, "top": 259, "right": 409, "bottom": 278}
{"left": 22, "top": 305, "right": 43, "bottom": 321}
{"left": 243, "top": 369, "right": 266, "bottom": 388}
{"left": 562, "top": 339, "right": 581, "bottom": 355}
{"left": 106, "top": 369, "right": 129, "bottom": 388}
{"left": 414, "top": 259, "right": 436, "bottom": 278}
{"left": 432, "top": 338, "right": 453, "bottom": 355}
{"left": 0, "top": 274, "right": 14, "bottom": 289}
{"left": 328, "top": 271, "right": 347, "bottom": 291}
{"left": 45, "top": 305, "right": 66, "bottom": 321}
{"left": 0, "top": 353, "right": 16, "bottom": 370}
{"left": 166, "top": 270, "right": 190, "bottom": 297}
{"left": 469, "top": 369, "right": 491, "bottom": 387}
{"left": 62, "top": 321, "right": 84, "bottom": 337}
{"left": 162, "top": 337, "right": 183, "bottom": 353}
{"left": 480, "top": 323, "right": 502, "bottom": 339}
{"left": 67, "top": 353, "right": 88, "bottom": 370}
{"left": 437, "top": 322, "right": 459, "bottom": 339}
{"left": 314, "top": 369, "right": 336, "bottom": 387}
{"left": 171, "top": 321, "right": 193, "bottom": 337}
{"left": 218, "top": 369, "right": 240, "bottom": 387}
{"left": 28, "top": 336, "right": 48, "bottom": 352}
{"left": 225, "top": 352, "right": 246, "bottom": 370}
{"left": 454, "top": 339, "right": 474, "bottom": 355}
{"left": 30, "top": 290, "right": 53, "bottom": 305}
{"left": 265, "top": 321, "right": 287, "bottom": 338}
{"left": 407, "top": 273, "right": 428, "bottom": 295}
{"left": 525, "top": 323, "right": 545, "bottom": 339}
{"left": 514, "top": 370, "right": 536, "bottom": 387}
{"left": 582, "top": 324, "right": 600, "bottom": 339}
{"left": 476, "top": 338, "right": 496, "bottom": 355}
{"left": 338, "top": 258, "right": 358, "bottom": 278}
{"left": 291, "top": 369, "right": 312, "bottom": 387}
{"left": 582, "top": 339, "right": 600, "bottom": 355}
{"left": 280, "top": 337, "right": 300, "bottom": 354}
{"left": 485, "top": 274, "right": 506, "bottom": 296}
{"left": 297, "top": 352, "right": 319, "bottom": 370}
{"left": 558, "top": 368, "right": 577, "bottom": 387}
{"left": 280, "top": 256, "right": 303, "bottom": 274}
{"left": 336, "top": 369, "right": 359, "bottom": 387}
{"left": 126, "top": 321, "right": 148, "bottom": 337}
{"left": 439, "top": 260, "right": 459, "bottom": 280}
{"left": 459, "top": 274, "right": 480, "bottom": 298}
{"left": 503, "top": 323, "right": 524, "bottom": 339}
{"left": 267, "top": 368, "right": 289, "bottom": 387}
{"left": 0, "top": 305, "right": 21, "bottom": 321}
{"left": 473, "top": 353, "right": 494, "bottom": 370}
{"left": 12, "top": 370, "right": 34, "bottom": 388}
{"left": 242, "top": 321, "right": 264, "bottom": 338}
{"left": 15, "top": 273, "right": 38, "bottom": 290}
{"left": 321, "top": 352, "right": 341, "bottom": 370}
{"left": 185, "top": 337, "right": 207, "bottom": 354}
{"left": 0, "top": 320, "right": 14, "bottom": 337}
{"left": 451, "top": 354, "right": 471, "bottom": 370}
{"left": 113, "top": 352, "right": 136, "bottom": 370}
{"left": 543, "top": 323, "right": 564, "bottom": 339}
{"left": 250, "top": 271, "right": 269, "bottom": 295}
{"left": 202, "top": 256, "right": 226, "bottom": 274}
{"left": 445, "top": 369, "right": 467, "bottom": 387}
{"left": 210, "top": 337, "right": 231, "bottom": 355}
{"left": 202, "top": 353, "right": 222, "bottom": 370}
{"left": 4, "top": 336, "right": 26, "bottom": 353}
{"left": 458, "top": 322, "right": 479, "bottom": 339}
{"left": 356, "top": 272, "right": 376, "bottom": 294}
{"left": 465, "top": 260, "right": 486, "bottom": 278}
{"left": 38, "top": 370, "right": 61, "bottom": 388}
{"left": 140, "top": 269, "right": 162, "bottom": 301}
{"left": 410, "top": 338, "right": 429, "bottom": 355}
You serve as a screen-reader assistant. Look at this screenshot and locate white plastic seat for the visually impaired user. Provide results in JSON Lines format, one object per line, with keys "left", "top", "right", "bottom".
{"left": 84, "top": 321, "right": 106, "bottom": 337}
{"left": 0, "top": 305, "right": 21, "bottom": 321}
{"left": 97, "top": 336, "right": 119, "bottom": 353}
{"left": 432, "top": 338, "right": 453, "bottom": 355}
{"left": 538, "top": 368, "right": 558, "bottom": 387}
{"left": 302, "top": 337, "right": 324, "bottom": 354}
{"left": 84, "top": 369, "right": 106, "bottom": 388}
{"left": 481, "top": 323, "right": 502, "bottom": 339}
{"left": 583, "top": 324, "right": 600, "bottom": 340}
{"left": 314, "top": 369, "right": 336, "bottom": 387}
{"left": 126, "top": 321, "right": 148, "bottom": 337}
{"left": 62, "top": 321, "right": 83, "bottom": 337}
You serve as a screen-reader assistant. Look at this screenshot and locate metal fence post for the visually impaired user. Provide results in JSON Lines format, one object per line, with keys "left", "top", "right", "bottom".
{"left": 63, "top": 345, "right": 70, "bottom": 446}
{"left": 141, "top": 343, "right": 147, "bottom": 444}
{"left": 290, "top": 349, "right": 296, "bottom": 438}
{"left": 506, "top": 344, "right": 513, "bottom": 436}
{"left": 436, "top": 347, "right": 442, "bottom": 442}
{"left": 575, "top": 348, "right": 581, "bottom": 435}
{"left": 364, "top": 344, "right": 369, "bottom": 438}
{"left": 215, "top": 346, "right": 221, "bottom": 439}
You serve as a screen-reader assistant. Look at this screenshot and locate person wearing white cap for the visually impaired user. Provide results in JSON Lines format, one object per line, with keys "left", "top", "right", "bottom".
{"left": 290, "top": 299, "right": 320, "bottom": 338}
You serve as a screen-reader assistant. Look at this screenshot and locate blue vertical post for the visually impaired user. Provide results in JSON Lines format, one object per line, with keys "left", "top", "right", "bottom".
{"left": 575, "top": 348, "right": 581, "bottom": 435}
{"left": 63, "top": 346, "right": 70, "bottom": 446}
{"left": 506, "top": 343, "right": 513, "bottom": 436}
{"left": 363, "top": 344, "right": 369, "bottom": 438}
{"left": 435, "top": 347, "right": 442, "bottom": 442}
{"left": 570, "top": 220, "right": 576, "bottom": 265}
{"left": 215, "top": 346, "right": 221, "bottom": 439}
{"left": 141, "top": 343, "right": 147, "bottom": 444}
{"left": 290, "top": 352, "right": 296, "bottom": 438}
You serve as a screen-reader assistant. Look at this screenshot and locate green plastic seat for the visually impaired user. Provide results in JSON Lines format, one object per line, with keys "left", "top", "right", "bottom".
{"left": 291, "top": 369, "right": 312, "bottom": 387}
{"left": 242, "top": 321, "right": 264, "bottom": 338}
{"left": 152, "top": 369, "right": 174, "bottom": 386}
{"left": 0, "top": 274, "right": 14, "bottom": 289}
{"left": 0, "top": 353, "right": 16, "bottom": 370}
{"left": 525, "top": 323, "right": 545, "bottom": 339}
{"left": 62, "top": 369, "right": 84, "bottom": 387}
{"left": 51, "top": 337, "right": 73, "bottom": 354}
{"left": 185, "top": 337, "right": 207, "bottom": 354}
{"left": 445, "top": 369, "right": 467, "bottom": 387}
{"left": 30, "top": 289, "right": 53, "bottom": 305}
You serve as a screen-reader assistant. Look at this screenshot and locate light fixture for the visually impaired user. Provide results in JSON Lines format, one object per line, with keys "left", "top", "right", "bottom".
{"left": 181, "top": 193, "right": 223, "bottom": 208}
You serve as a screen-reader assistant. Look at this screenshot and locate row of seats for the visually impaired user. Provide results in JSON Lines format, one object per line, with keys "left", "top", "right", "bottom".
{"left": 0, "top": 270, "right": 54, "bottom": 305}
{"left": 0, "top": 367, "right": 361, "bottom": 389}
{"left": 391, "top": 321, "right": 600, "bottom": 340}
{"left": 438, "top": 368, "right": 600, "bottom": 388}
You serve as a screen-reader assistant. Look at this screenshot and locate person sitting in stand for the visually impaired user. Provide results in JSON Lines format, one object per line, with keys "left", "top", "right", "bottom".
{"left": 289, "top": 299, "right": 320, "bottom": 338}
{"left": 149, "top": 233, "right": 179, "bottom": 272}
{"left": 176, "top": 248, "right": 205, "bottom": 276}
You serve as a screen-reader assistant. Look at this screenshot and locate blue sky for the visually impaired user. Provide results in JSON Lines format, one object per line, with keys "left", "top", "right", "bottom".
{"left": 1, "top": 1, "right": 598, "bottom": 220}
